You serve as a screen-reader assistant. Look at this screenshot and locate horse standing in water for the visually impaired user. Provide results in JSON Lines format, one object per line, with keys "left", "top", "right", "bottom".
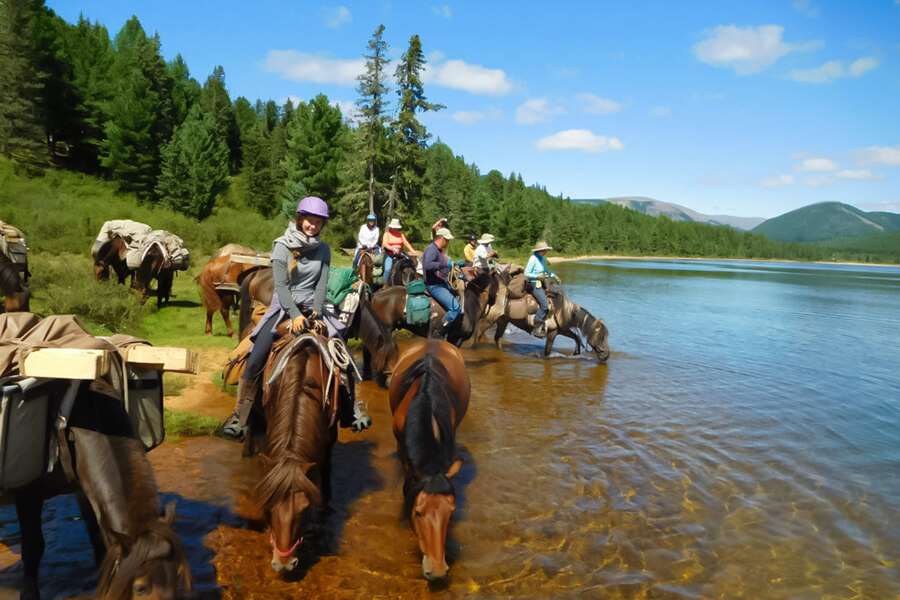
{"left": 250, "top": 332, "right": 339, "bottom": 572}
{"left": 0, "top": 253, "right": 30, "bottom": 312}
{"left": 389, "top": 339, "right": 470, "bottom": 582}
{"left": 370, "top": 270, "right": 499, "bottom": 348}
{"left": 12, "top": 383, "right": 190, "bottom": 600}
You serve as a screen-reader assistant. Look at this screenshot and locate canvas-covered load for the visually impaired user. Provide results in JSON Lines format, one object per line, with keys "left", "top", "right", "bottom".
{"left": 0, "top": 221, "right": 29, "bottom": 276}
{"left": 126, "top": 229, "right": 190, "bottom": 271}
{"left": 0, "top": 313, "right": 196, "bottom": 489}
{"left": 91, "top": 219, "right": 153, "bottom": 259}
{"left": 326, "top": 267, "right": 362, "bottom": 325}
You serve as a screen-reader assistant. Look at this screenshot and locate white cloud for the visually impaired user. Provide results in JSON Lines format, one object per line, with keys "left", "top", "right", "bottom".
{"left": 536, "top": 130, "right": 624, "bottom": 153}
{"left": 793, "top": 0, "right": 819, "bottom": 17}
{"left": 452, "top": 110, "right": 486, "bottom": 124}
{"left": 803, "top": 175, "right": 833, "bottom": 187}
{"left": 424, "top": 59, "right": 513, "bottom": 95}
{"left": 515, "top": 98, "right": 565, "bottom": 125}
{"left": 788, "top": 56, "right": 878, "bottom": 83}
{"left": 849, "top": 56, "right": 878, "bottom": 77}
{"left": 432, "top": 5, "right": 452, "bottom": 19}
{"left": 859, "top": 200, "right": 900, "bottom": 212}
{"left": 262, "top": 50, "right": 363, "bottom": 85}
{"left": 837, "top": 169, "right": 884, "bottom": 181}
{"left": 759, "top": 174, "right": 794, "bottom": 188}
{"left": 576, "top": 93, "right": 622, "bottom": 115}
{"left": 649, "top": 106, "right": 671, "bottom": 117}
{"left": 324, "top": 6, "right": 351, "bottom": 29}
{"left": 854, "top": 146, "right": 900, "bottom": 167}
{"left": 693, "top": 25, "right": 819, "bottom": 75}
{"left": 794, "top": 157, "right": 838, "bottom": 171}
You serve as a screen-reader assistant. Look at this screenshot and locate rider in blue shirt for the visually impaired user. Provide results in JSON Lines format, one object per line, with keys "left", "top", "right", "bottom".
{"left": 524, "top": 240, "right": 560, "bottom": 338}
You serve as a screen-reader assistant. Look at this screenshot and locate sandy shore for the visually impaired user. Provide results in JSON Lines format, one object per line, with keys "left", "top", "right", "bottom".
{"left": 546, "top": 254, "right": 899, "bottom": 267}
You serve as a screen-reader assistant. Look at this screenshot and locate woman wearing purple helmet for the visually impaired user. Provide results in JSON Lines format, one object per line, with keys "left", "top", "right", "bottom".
{"left": 221, "top": 196, "right": 371, "bottom": 440}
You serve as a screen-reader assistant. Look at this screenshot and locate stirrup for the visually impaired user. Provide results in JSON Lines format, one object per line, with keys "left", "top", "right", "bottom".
{"left": 351, "top": 400, "right": 372, "bottom": 433}
{"left": 220, "top": 411, "right": 247, "bottom": 442}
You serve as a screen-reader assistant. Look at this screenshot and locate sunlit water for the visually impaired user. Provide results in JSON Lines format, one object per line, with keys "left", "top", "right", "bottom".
{"left": 1, "top": 259, "right": 897, "bottom": 598}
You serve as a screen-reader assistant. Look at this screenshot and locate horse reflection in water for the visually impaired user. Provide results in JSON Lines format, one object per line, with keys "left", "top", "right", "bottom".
{"left": 389, "top": 339, "right": 469, "bottom": 581}
{"left": 13, "top": 384, "right": 190, "bottom": 600}
{"left": 250, "top": 332, "right": 338, "bottom": 573}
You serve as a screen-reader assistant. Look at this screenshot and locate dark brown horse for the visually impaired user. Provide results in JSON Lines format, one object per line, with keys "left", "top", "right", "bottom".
{"left": 12, "top": 383, "right": 191, "bottom": 600}
{"left": 389, "top": 339, "right": 469, "bottom": 581}
{"left": 369, "top": 270, "right": 499, "bottom": 348}
{"left": 197, "top": 254, "right": 263, "bottom": 337}
{"left": 0, "top": 252, "right": 31, "bottom": 312}
{"left": 250, "top": 333, "right": 338, "bottom": 573}
{"left": 238, "top": 267, "right": 398, "bottom": 383}
{"left": 386, "top": 254, "right": 419, "bottom": 287}
{"left": 134, "top": 242, "right": 175, "bottom": 308}
{"left": 92, "top": 235, "right": 132, "bottom": 285}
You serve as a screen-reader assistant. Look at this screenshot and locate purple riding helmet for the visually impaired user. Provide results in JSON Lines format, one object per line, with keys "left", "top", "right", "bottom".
{"left": 296, "top": 196, "right": 330, "bottom": 219}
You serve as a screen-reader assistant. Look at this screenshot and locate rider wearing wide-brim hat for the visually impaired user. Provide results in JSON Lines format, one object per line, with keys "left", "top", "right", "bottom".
{"left": 524, "top": 240, "right": 560, "bottom": 338}
{"left": 381, "top": 218, "right": 416, "bottom": 284}
{"left": 473, "top": 233, "right": 499, "bottom": 271}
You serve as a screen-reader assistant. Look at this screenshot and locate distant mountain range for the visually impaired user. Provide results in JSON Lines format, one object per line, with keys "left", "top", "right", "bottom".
{"left": 574, "top": 197, "right": 900, "bottom": 244}
{"left": 574, "top": 197, "right": 766, "bottom": 231}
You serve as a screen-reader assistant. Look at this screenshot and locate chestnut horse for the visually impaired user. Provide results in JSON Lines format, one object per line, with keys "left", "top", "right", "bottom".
{"left": 0, "top": 253, "right": 31, "bottom": 312}
{"left": 389, "top": 339, "right": 469, "bottom": 581}
{"left": 238, "top": 267, "right": 398, "bottom": 383}
{"left": 250, "top": 332, "right": 338, "bottom": 573}
{"left": 92, "top": 235, "right": 131, "bottom": 285}
{"left": 355, "top": 248, "right": 377, "bottom": 288}
{"left": 12, "top": 383, "right": 190, "bottom": 600}
{"left": 369, "top": 270, "right": 498, "bottom": 348}
{"left": 197, "top": 254, "right": 263, "bottom": 337}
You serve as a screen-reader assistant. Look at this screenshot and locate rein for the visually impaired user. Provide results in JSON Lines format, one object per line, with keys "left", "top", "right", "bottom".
{"left": 270, "top": 532, "right": 303, "bottom": 557}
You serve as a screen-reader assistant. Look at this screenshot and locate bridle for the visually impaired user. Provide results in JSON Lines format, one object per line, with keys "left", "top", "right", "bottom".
{"left": 270, "top": 532, "right": 303, "bottom": 557}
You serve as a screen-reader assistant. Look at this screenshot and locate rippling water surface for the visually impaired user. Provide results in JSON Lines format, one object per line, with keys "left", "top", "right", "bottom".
{"left": 1, "top": 259, "right": 897, "bottom": 598}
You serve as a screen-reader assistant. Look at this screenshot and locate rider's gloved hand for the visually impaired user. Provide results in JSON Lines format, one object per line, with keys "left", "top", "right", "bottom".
{"left": 552, "top": 275, "right": 561, "bottom": 284}
{"left": 291, "top": 314, "right": 310, "bottom": 334}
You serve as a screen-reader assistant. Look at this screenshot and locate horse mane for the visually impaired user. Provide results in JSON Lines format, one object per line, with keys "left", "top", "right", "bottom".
{"left": 356, "top": 290, "right": 398, "bottom": 373}
{"left": 255, "top": 346, "right": 327, "bottom": 511}
{"left": 96, "top": 518, "right": 191, "bottom": 599}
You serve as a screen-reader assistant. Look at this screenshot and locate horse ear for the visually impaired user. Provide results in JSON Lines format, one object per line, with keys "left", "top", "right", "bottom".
{"left": 445, "top": 459, "right": 462, "bottom": 479}
{"left": 162, "top": 499, "right": 177, "bottom": 525}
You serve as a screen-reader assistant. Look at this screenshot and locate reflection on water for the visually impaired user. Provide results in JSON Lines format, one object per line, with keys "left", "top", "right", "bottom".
{"left": 1, "top": 260, "right": 898, "bottom": 598}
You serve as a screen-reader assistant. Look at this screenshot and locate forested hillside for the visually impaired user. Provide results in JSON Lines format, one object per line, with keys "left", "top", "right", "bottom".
{"left": 1, "top": 1, "right": 895, "bottom": 264}
{"left": 752, "top": 202, "right": 900, "bottom": 243}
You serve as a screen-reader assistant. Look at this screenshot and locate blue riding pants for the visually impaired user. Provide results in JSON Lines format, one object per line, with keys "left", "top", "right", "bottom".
{"left": 353, "top": 246, "right": 380, "bottom": 267}
{"left": 532, "top": 286, "right": 549, "bottom": 324}
{"left": 427, "top": 283, "right": 461, "bottom": 323}
{"left": 383, "top": 254, "right": 394, "bottom": 282}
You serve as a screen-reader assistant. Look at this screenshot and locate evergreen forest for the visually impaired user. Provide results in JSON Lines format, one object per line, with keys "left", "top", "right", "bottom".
{"left": 1, "top": 1, "right": 894, "bottom": 263}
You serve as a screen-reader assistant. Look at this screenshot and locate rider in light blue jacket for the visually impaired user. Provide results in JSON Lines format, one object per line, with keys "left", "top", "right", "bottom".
{"left": 524, "top": 240, "right": 559, "bottom": 338}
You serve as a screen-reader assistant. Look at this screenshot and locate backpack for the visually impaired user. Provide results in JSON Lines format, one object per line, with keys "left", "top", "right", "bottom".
{"left": 405, "top": 279, "right": 431, "bottom": 325}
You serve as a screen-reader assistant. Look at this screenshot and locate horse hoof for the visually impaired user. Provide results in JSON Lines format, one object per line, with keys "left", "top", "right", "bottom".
{"left": 351, "top": 416, "right": 372, "bottom": 432}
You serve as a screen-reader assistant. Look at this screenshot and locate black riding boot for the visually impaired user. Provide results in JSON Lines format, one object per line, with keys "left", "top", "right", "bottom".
{"left": 431, "top": 319, "right": 450, "bottom": 340}
{"left": 338, "top": 374, "right": 372, "bottom": 432}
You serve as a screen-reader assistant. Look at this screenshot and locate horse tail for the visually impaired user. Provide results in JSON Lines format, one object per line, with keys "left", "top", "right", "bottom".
{"left": 197, "top": 263, "right": 222, "bottom": 312}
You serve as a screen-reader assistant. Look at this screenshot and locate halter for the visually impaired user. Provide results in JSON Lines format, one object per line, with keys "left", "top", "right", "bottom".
{"left": 270, "top": 532, "right": 303, "bottom": 557}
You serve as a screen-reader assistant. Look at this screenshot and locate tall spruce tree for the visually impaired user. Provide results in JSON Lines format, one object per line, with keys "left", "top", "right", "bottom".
{"left": 354, "top": 24, "right": 391, "bottom": 216}
{"left": 389, "top": 34, "right": 444, "bottom": 224}
{"left": 200, "top": 66, "right": 239, "bottom": 172}
{"left": 0, "top": 0, "right": 48, "bottom": 171}
{"left": 168, "top": 54, "right": 200, "bottom": 127}
{"left": 156, "top": 103, "right": 228, "bottom": 220}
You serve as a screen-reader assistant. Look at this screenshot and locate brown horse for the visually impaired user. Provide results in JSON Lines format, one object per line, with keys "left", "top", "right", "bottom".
{"left": 354, "top": 248, "right": 377, "bottom": 288}
{"left": 214, "top": 243, "right": 256, "bottom": 258}
{"left": 480, "top": 286, "right": 611, "bottom": 360}
{"left": 251, "top": 333, "right": 338, "bottom": 573}
{"left": 238, "top": 267, "right": 398, "bottom": 383}
{"left": 0, "top": 253, "right": 31, "bottom": 312}
{"left": 12, "top": 383, "right": 191, "bottom": 600}
{"left": 134, "top": 242, "right": 175, "bottom": 308}
{"left": 197, "top": 254, "right": 263, "bottom": 337}
{"left": 385, "top": 254, "right": 419, "bottom": 287}
{"left": 92, "top": 236, "right": 132, "bottom": 285}
{"left": 389, "top": 339, "right": 469, "bottom": 581}
{"left": 369, "top": 270, "right": 499, "bottom": 348}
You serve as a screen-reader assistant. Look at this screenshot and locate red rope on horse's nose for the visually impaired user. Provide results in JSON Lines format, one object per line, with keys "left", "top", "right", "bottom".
{"left": 270, "top": 532, "right": 302, "bottom": 558}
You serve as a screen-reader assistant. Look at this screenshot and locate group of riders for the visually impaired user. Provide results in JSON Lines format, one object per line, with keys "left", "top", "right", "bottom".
{"left": 221, "top": 196, "right": 560, "bottom": 441}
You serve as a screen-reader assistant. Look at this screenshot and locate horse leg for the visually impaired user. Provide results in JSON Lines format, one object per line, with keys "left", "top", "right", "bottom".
{"left": 493, "top": 318, "right": 508, "bottom": 348}
{"left": 205, "top": 309, "right": 214, "bottom": 335}
{"left": 15, "top": 490, "right": 44, "bottom": 600}
{"left": 221, "top": 292, "right": 235, "bottom": 337}
{"left": 544, "top": 330, "right": 557, "bottom": 357}
{"left": 75, "top": 490, "right": 106, "bottom": 567}
{"left": 361, "top": 346, "right": 373, "bottom": 381}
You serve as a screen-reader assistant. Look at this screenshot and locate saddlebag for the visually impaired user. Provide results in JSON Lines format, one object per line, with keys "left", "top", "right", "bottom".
{"left": 0, "top": 376, "right": 58, "bottom": 489}
{"left": 405, "top": 280, "right": 432, "bottom": 325}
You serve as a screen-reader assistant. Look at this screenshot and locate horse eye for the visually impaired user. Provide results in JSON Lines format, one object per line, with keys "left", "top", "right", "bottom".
{"left": 414, "top": 511, "right": 422, "bottom": 519}
{"left": 133, "top": 582, "right": 151, "bottom": 596}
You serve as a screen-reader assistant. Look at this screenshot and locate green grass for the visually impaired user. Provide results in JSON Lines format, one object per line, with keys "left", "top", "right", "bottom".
{"left": 163, "top": 409, "right": 221, "bottom": 440}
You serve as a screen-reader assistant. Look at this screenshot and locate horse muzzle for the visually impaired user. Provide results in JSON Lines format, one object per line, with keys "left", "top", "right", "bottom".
{"left": 270, "top": 533, "right": 301, "bottom": 572}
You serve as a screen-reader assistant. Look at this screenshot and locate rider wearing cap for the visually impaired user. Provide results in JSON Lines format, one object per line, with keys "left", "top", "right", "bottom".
{"left": 221, "top": 197, "right": 370, "bottom": 440}
{"left": 423, "top": 227, "right": 461, "bottom": 339}
{"left": 354, "top": 213, "right": 380, "bottom": 266}
{"left": 524, "top": 240, "right": 560, "bottom": 338}
{"left": 463, "top": 234, "right": 478, "bottom": 265}
{"left": 381, "top": 218, "right": 416, "bottom": 284}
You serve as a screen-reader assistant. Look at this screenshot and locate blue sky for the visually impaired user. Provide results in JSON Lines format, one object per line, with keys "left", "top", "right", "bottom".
{"left": 48, "top": 0, "right": 900, "bottom": 219}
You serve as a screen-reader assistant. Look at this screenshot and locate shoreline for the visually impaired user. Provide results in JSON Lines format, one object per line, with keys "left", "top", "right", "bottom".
{"left": 546, "top": 254, "right": 900, "bottom": 268}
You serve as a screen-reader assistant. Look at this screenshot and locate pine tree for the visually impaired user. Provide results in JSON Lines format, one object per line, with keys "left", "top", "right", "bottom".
{"left": 355, "top": 24, "right": 391, "bottom": 216}
{"left": 390, "top": 34, "right": 444, "bottom": 225}
{"left": 168, "top": 54, "right": 200, "bottom": 127}
{"left": 156, "top": 104, "right": 229, "bottom": 220}
{"left": 0, "top": 0, "right": 49, "bottom": 172}
{"left": 200, "top": 65, "right": 239, "bottom": 172}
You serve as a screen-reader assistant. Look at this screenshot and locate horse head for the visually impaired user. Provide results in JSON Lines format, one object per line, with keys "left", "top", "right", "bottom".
{"left": 356, "top": 249, "right": 375, "bottom": 285}
{"left": 96, "top": 501, "right": 191, "bottom": 600}
{"left": 258, "top": 453, "right": 321, "bottom": 572}
{"left": 406, "top": 460, "right": 462, "bottom": 582}
{"left": 588, "top": 319, "right": 610, "bottom": 362}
